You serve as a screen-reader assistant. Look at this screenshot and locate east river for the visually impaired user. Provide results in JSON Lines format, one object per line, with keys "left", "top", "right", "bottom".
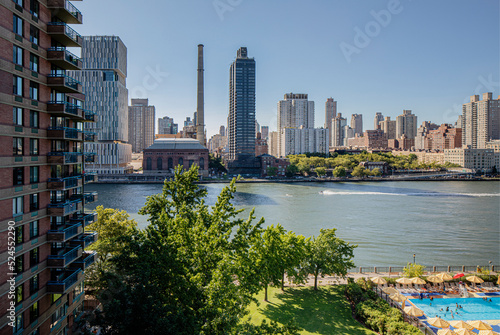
{"left": 85, "top": 181, "right": 500, "bottom": 267}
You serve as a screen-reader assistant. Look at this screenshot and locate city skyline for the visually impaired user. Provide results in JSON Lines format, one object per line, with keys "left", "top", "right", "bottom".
{"left": 73, "top": 0, "right": 499, "bottom": 138}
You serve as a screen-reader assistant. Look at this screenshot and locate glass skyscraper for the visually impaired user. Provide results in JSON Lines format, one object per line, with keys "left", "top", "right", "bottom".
{"left": 228, "top": 47, "right": 256, "bottom": 168}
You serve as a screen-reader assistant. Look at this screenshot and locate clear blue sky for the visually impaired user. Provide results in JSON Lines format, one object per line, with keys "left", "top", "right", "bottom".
{"left": 74, "top": 0, "right": 499, "bottom": 138}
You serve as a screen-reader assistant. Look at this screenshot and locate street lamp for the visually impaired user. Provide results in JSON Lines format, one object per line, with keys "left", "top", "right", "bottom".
{"left": 413, "top": 254, "right": 416, "bottom": 264}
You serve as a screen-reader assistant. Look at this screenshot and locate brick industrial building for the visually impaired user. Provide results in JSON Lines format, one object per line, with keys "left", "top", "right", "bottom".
{"left": 0, "top": 1, "right": 98, "bottom": 334}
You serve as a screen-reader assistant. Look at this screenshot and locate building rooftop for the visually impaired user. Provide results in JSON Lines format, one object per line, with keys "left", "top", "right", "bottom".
{"left": 146, "top": 138, "right": 207, "bottom": 150}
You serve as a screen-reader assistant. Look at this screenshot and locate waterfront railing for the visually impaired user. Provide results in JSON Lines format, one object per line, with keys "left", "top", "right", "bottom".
{"left": 351, "top": 264, "right": 498, "bottom": 274}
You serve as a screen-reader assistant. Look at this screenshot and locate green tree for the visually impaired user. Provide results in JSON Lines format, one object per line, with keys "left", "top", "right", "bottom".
{"left": 351, "top": 166, "right": 367, "bottom": 177}
{"left": 403, "top": 262, "right": 425, "bottom": 278}
{"left": 304, "top": 229, "right": 357, "bottom": 290}
{"left": 370, "top": 168, "right": 382, "bottom": 176}
{"left": 285, "top": 164, "right": 299, "bottom": 177}
{"left": 209, "top": 153, "right": 227, "bottom": 173}
{"left": 332, "top": 166, "right": 346, "bottom": 178}
{"left": 94, "top": 165, "right": 267, "bottom": 334}
{"left": 297, "top": 161, "right": 310, "bottom": 176}
{"left": 315, "top": 166, "right": 326, "bottom": 177}
{"left": 267, "top": 166, "right": 278, "bottom": 177}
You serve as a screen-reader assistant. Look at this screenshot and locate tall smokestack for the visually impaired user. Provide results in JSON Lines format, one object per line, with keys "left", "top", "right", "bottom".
{"left": 196, "top": 44, "right": 205, "bottom": 146}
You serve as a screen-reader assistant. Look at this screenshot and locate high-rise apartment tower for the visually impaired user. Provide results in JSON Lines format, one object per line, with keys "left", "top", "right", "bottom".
{"left": 128, "top": 99, "right": 155, "bottom": 153}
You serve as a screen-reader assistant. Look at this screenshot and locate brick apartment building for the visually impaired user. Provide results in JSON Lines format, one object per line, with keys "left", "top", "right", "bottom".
{"left": 0, "top": 1, "right": 98, "bottom": 334}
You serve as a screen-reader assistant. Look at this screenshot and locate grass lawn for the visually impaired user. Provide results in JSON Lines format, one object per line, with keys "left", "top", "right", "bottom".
{"left": 244, "top": 285, "right": 376, "bottom": 335}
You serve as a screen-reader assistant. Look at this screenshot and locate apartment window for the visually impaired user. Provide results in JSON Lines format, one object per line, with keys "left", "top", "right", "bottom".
{"left": 30, "top": 0, "right": 39, "bottom": 17}
{"left": 13, "top": 137, "right": 23, "bottom": 156}
{"left": 29, "top": 138, "right": 38, "bottom": 155}
{"left": 30, "top": 110, "right": 39, "bottom": 128}
{"left": 29, "top": 25, "right": 39, "bottom": 44}
{"left": 13, "top": 313, "right": 23, "bottom": 335}
{"left": 30, "top": 247, "right": 39, "bottom": 267}
{"left": 13, "top": 15, "right": 23, "bottom": 36}
{"left": 13, "top": 0, "right": 23, "bottom": 5}
{"left": 13, "top": 45, "right": 23, "bottom": 66}
{"left": 29, "top": 274, "right": 39, "bottom": 294}
{"left": 13, "top": 167, "right": 24, "bottom": 185}
{"left": 29, "top": 193, "right": 38, "bottom": 211}
{"left": 29, "top": 53, "right": 38, "bottom": 72}
{"left": 30, "top": 220, "right": 38, "bottom": 238}
{"left": 15, "top": 225, "right": 23, "bottom": 245}
{"left": 13, "top": 107, "right": 23, "bottom": 126}
{"left": 30, "top": 301, "right": 39, "bottom": 323}
{"left": 29, "top": 81, "right": 39, "bottom": 100}
{"left": 30, "top": 166, "right": 39, "bottom": 183}
{"left": 13, "top": 75, "right": 23, "bottom": 96}
{"left": 15, "top": 253, "right": 24, "bottom": 273}
{"left": 13, "top": 196, "right": 23, "bottom": 216}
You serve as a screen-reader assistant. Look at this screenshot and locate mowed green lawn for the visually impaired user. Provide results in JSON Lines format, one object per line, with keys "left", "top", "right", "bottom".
{"left": 244, "top": 285, "right": 376, "bottom": 335}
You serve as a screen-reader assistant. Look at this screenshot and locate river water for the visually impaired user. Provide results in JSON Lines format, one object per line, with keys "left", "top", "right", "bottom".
{"left": 85, "top": 181, "right": 500, "bottom": 267}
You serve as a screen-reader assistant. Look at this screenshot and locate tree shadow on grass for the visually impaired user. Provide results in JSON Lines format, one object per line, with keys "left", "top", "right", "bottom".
{"left": 259, "top": 286, "right": 372, "bottom": 335}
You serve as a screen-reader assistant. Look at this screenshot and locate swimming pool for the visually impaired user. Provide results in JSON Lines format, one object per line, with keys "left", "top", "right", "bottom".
{"left": 412, "top": 297, "right": 500, "bottom": 321}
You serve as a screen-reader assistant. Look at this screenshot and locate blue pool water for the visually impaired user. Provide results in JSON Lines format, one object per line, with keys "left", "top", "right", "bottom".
{"left": 412, "top": 297, "right": 500, "bottom": 321}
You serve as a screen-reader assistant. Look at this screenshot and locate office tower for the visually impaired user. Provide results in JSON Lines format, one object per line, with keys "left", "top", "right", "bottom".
{"left": 351, "top": 114, "right": 363, "bottom": 136}
{"left": 196, "top": 44, "right": 205, "bottom": 146}
{"left": 69, "top": 36, "right": 132, "bottom": 174}
{"left": 379, "top": 116, "right": 397, "bottom": 139}
{"left": 158, "top": 116, "right": 178, "bottom": 135}
{"left": 396, "top": 109, "right": 418, "bottom": 139}
{"left": 261, "top": 126, "right": 269, "bottom": 140}
{"left": 227, "top": 47, "right": 256, "bottom": 168}
{"left": 128, "top": 99, "right": 155, "bottom": 153}
{"left": 331, "top": 113, "right": 347, "bottom": 147}
{"left": 219, "top": 125, "right": 226, "bottom": 136}
{"left": 325, "top": 98, "right": 337, "bottom": 129}
{"left": 462, "top": 93, "right": 500, "bottom": 149}
{"left": 374, "top": 112, "right": 384, "bottom": 130}
{"left": 0, "top": 2, "right": 98, "bottom": 334}
{"left": 255, "top": 120, "right": 260, "bottom": 136}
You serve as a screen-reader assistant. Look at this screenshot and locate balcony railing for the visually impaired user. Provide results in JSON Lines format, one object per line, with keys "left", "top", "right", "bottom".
{"left": 70, "top": 212, "right": 97, "bottom": 227}
{"left": 71, "top": 251, "right": 97, "bottom": 271}
{"left": 70, "top": 192, "right": 98, "bottom": 204}
{"left": 47, "top": 47, "right": 82, "bottom": 70}
{"left": 47, "top": 246, "right": 82, "bottom": 268}
{"left": 83, "top": 172, "right": 98, "bottom": 183}
{"left": 47, "top": 199, "right": 81, "bottom": 216}
{"left": 70, "top": 232, "right": 97, "bottom": 248}
{"left": 47, "top": 175, "right": 82, "bottom": 189}
{"left": 47, "top": 74, "right": 82, "bottom": 93}
{"left": 83, "top": 131, "right": 96, "bottom": 142}
{"left": 47, "top": 22, "right": 83, "bottom": 47}
{"left": 47, "top": 152, "right": 83, "bottom": 164}
{"left": 47, "top": 127, "right": 82, "bottom": 141}
{"left": 47, "top": 223, "right": 83, "bottom": 242}
{"left": 84, "top": 152, "right": 96, "bottom": 163}
{"left": 84, "top": 110, "right": 96, "bottom": 122}
{"left": 46, "top": 269, "right": 82, "bottom": 294}
{"left": 47, "top": 0, "right": 83, "bottom": 24}
{"left": 47, "top": 101, "right": 84, "bottom": 119}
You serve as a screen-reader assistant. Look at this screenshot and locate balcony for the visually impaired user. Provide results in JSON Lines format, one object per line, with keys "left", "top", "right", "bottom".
{"left": 47, "top": 127, "right": 83, "bottom": 141}
{"left": 47, "top": 152, "right": 83, "bottom": 164}
{"left": 70, "top": 232, "right": 97, "bottom": 249}
{"left": 84, "top": 110, "right": 96, "bottom": 122}
{"left": 47, "top": 74, "right": 82, "bottom": 93}
{"left": 83, "top": 172, "right": 98, "bottom": 184}
{"left": 47, "top": 22, "right": 83, "bottom": 47}
{"left": 47, "top": 223, "right": 83, "bottom": 243}
{"left": 71, "top": 251, "right": 97, "bottom": 271}
{"left": 84, "top": 152, "right": 96, "bottom": 163}
{"left": 83, "top": 131, "right": 96, "bottom": 142}
{"left": 47, "top": 101, "right": 84, "bottom": 119}
{"left": 70, "top": 192, "right": 98, "bottom": 205}
{"left": 46, "top": 269, "right": 83, "bottom": 294}
{"left": 70, "top": 212, "right": 97, "bottom": 228}
{"left": 47, "top": 0, "right": 83, "bottom": 24}
{"left": 47, "top": 246, "right": 83, "bottom": 268}
{"left": 47, "top": 175, "right": 83, "bottom": 190}
{"left": 47, "top": 199, "right": 82, "bottom": 216}
{"left": 47, "top": 47, "right": 82, "bottom": 70}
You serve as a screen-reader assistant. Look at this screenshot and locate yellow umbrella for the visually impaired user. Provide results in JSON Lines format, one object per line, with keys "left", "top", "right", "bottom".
{"left": 404, "top": 306, "right": 424, "bottom": 317}
{"left": 427, "top": 275, "right": 444, "bottom": 283}
{"left": 382, "top": 287, "right": 398, "bottom": 295}
{"left": 411, "top": 277, "right": 426, "bottom": 285}
{"left": 455, "top": 329, "right": 476, "bottom": 335}
{"left": 438, "top": 330, "right": 458, "bottom": 335}
{"left": 396, "top": 277, "right": 413, "bottom": 285}
{"left": 371, "top": 276, "right": 387, "bottom": 285}
{"left": 468, "top": 321, "right": 492, "bottom": 330}
{"left": 428, "top": 317, "right": 450, "bottom": 328}
{"left": 437, "top": 272, "right": 453, "bottom": 281}
{"left": 389, "top": 293, "right": 407, "bottom": 302}
{"left": 449, "top": 321, "right": 473, "bottom": 330}
{"left": 466, "top": 275, "right": 484, "bottom": 284}
{"left": 478, "top": 330, "right": 500, "bottom": 335}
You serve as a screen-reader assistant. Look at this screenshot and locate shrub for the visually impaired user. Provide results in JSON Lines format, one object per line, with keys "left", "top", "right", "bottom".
{"left": 403, "top": 263, "right": 425, "bottom": 278}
